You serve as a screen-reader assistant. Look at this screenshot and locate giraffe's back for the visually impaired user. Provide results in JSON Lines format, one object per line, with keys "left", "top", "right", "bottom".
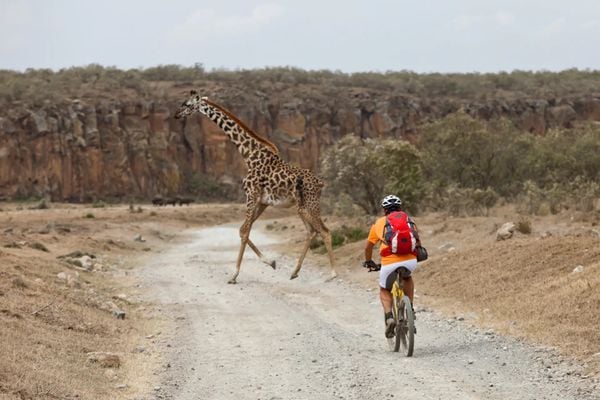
{"left": 247, "top": 159, "right": 323, "bottom": 209}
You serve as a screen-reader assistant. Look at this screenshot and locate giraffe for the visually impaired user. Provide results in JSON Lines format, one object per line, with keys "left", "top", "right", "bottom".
{"left": 174, "top": 91, "right": 337, "bottom": 284}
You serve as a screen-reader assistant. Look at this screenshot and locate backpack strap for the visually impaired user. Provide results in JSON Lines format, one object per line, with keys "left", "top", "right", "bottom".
{"left": 407, "top": 216, "right": 420, "bottom": 245}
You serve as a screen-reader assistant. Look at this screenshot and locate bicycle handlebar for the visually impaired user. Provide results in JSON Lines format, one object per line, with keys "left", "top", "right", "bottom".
{"left": 362, "top": 261, "right": 381, "bottom": 272}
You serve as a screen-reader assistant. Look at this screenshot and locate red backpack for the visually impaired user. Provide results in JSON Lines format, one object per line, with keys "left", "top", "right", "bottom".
{"left": 380, "top": 211, "right": 417, "bottom": 257}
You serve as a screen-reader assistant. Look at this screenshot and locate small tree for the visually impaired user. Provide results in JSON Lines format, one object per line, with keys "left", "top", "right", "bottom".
{"left": 320, "top": 135, "right": 425, "bottom": 215}
{"left": 320, "top": 135, "right": 383, "bottom": 214}
{"left": 373, "top": 139, "right": 426, "bottom": 212}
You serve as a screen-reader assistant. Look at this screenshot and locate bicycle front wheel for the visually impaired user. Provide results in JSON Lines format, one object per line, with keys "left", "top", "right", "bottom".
{"left": 396, "top": 295, "right": 415, "bottom": 356}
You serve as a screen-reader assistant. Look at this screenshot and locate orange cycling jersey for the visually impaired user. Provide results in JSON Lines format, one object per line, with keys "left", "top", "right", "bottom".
{"left": 368, "top": 216, "right": 417, "bottom": 266}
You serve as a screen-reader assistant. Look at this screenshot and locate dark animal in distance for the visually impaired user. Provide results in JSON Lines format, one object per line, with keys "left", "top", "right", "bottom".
{"left": 152, "top": 196, "right": 194, "bottom": 206}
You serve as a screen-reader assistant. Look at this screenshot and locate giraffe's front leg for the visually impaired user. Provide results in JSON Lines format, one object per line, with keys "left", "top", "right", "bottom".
{"left": 228, "top": 235, "right": 248, "bottom": 284}
{"left": 229, "top": 212, "right": 255, "bottom": 284}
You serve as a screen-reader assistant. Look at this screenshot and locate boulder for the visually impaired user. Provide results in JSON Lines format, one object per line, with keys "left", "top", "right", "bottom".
{"left": 496, "top": 222, "right": 516, "bottom": 241}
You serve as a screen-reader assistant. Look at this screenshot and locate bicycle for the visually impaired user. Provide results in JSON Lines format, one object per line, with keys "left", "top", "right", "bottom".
{"left": 365, "top": 263, "right": 415, "bottom": 356}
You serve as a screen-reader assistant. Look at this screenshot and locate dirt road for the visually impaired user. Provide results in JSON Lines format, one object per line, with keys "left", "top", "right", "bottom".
{"left": 137, "top": 221, "right": 598, "bottom": 400}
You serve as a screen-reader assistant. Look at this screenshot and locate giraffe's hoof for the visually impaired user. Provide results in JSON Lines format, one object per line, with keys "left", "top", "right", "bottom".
{"left": 227, "top": 278, "right": 237, "bottom": 284}
{"left": 325, "top": 272, "right": 338, "bottom": 282}
{"left": 260, "top": 257, "right": 276, "bottom": 270}
{"left": 290, "top": 273, "right": 299, "bottom": 280}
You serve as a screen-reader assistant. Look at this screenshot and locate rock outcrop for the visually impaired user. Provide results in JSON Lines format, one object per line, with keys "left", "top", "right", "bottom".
{"left": 1, "top": 85, "right": 599, "bottom": 201}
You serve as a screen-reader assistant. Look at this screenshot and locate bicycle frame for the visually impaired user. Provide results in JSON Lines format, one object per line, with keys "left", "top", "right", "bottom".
{"left": 365, "top": 262, "right": 414, "bottom": 355}
{"left": 389, "top": 270, "right": 414, "bottom": 356}
{"left": 391, "top": 277, "right": 404, "bottom": 299}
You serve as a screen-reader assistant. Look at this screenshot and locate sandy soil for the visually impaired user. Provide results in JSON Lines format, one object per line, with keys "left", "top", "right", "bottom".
{"left": 1, "top": 203, "right": 598, "bottom": 399}
{"left": 0, "top": 202, "right": 251, "bottom": 399}
{"left": 134, "top": 218, "right": 599, "bottom": 400}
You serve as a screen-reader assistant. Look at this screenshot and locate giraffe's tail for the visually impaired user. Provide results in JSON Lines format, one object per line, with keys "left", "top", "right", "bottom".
{"left": 295, "top": 176, "right": 305, "bottom": 206}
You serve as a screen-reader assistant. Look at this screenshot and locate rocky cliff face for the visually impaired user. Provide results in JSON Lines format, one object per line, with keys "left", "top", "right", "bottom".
{"left": 1, "top": 85, "right": 599, "bottom": 201}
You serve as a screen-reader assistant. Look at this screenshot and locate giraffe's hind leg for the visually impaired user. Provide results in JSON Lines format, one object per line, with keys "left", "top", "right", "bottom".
{"left": 290, "top": 228, "right": 317, "bottom": 280}
{"left": 320, "top": 226, "right": 338, "bottom": 281}
{"left": 291, "top": 208, "right": 337, "bottom": 280}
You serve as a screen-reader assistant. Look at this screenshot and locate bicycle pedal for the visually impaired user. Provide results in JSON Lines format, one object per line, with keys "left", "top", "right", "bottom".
{"left": 385, "top": 319, "right": 396, "bottom": 338}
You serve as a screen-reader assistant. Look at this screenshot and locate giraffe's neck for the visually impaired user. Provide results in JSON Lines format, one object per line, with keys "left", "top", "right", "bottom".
{"left": 199, "top": 100, "right": 279, "bottom": 167}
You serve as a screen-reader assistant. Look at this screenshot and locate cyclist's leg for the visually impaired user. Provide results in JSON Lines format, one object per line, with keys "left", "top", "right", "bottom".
{"left": 378, "top": 264, "right": 398, "bottom": 313}
{"left": 402, "top": 276, "right": 414, "bottom": 303}
{"left": 379, "top": 265, "right": 397, "bottom": 337}
{"left": 396, "top": 260, "right": 417, "bottom": 324}
{"left": 381, "top": 289, "right": 395, "bottom": 338}
{"left": 395, "top": 259, "right": 417, "bottom": 303}
{"left": 379, "top": 287, "right": 393, "bottom": 314}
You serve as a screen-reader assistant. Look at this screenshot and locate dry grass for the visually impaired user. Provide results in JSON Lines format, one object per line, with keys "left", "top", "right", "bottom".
{"left": 292, "top": 207, "right": 600, "bottom": 376}
{"left": 0, "top": 202, "right": 250, "bottom": 399}
{"left": 417, "top": 236, "right": 599, "bottom": 359}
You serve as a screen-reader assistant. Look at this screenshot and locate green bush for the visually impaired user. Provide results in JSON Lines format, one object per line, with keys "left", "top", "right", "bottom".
{"left": 419, "top": 114, "right": 600, "bottom": 212}
{"left": 309, "top": 224, "right": 368, "bottom": 253}
{"left": 320, "top": 135, "right": 425, "bottom": 215}
{"left": 339, "top": 225, "right": 369, "bottom": 243}
{"left": 420, "top": 113, "right": 521, "bottom": 195}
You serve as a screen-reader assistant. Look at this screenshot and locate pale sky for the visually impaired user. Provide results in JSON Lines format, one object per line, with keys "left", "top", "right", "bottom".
{"left": 1, "top": 0, "right": 600, "bottom": 73}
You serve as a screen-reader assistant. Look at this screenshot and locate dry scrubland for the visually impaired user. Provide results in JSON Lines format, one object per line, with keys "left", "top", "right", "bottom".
{"left": 0, "top": 202, "right": 599, "bottom": 399}
{"left": 272, "top": 207, "right": 600, "bottom": 377}
{"left": 0, "top": 202, "right": 249, "bottom": 399}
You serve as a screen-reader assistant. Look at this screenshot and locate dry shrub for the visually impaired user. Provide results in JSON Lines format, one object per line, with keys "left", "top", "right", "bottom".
{"left": 425, "top": 185, "right": 499, "bottom": 217}
{"left": 518, "top": 179, "right": 600, "bottom": 216}
{"left": 11, "top": 276, "right": 28, "bottom": 289}
{"left": 516, "top": 218, "right": 532, "bottom": 234}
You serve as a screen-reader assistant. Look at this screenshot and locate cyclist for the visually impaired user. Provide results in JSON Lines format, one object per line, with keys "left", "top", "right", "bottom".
{"left": 363, "top": 195, "right": 422, "bottom": 338}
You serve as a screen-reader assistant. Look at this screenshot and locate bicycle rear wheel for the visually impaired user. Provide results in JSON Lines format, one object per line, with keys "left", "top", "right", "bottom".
{"left": 390, "top": 291, "right": 402, "bottom": 352}
{"left": 395, "top": 295, "right": 414, "bottom": 356}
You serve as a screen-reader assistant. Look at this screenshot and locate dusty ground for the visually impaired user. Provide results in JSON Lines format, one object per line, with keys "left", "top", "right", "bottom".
{"left": 314, "top": 209, "right": 600, "bottom": 375}
{"left": 0, "top": 202, "right": 598, "bottom": 399}
{"left": 0, "top": 202, "right": 255, "bottom": 399}
{"left": 134, "top": 216, "right": 599, "bottom": 400}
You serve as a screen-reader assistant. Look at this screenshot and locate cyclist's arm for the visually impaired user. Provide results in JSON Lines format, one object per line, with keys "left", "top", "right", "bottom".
{"left": 365, "top": 223, "right": 379, "bottom": 262}
{"left": 365, "top": 240, "right": 375, "bottom": 262}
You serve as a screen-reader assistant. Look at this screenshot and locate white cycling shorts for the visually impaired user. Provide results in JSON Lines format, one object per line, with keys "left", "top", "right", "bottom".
{"left": 379, "top": 259, "right": 418, "bottom": 289}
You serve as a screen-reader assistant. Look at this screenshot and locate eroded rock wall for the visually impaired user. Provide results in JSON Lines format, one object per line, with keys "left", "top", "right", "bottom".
{"left": 1, "top": 87, "right": 599, "bottom": 201}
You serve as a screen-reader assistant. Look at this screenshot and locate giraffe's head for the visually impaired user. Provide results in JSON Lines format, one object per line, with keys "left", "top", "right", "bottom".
{"left": 174, "top": 90, "right": 207, "bottom": 119}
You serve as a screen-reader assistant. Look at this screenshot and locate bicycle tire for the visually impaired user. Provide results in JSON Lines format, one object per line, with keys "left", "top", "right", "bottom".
{"left": 391, "top": 292, "right": 402, "bottom": 352}
{"left": 398, "top": 295, "right": 415, "bottom": 357}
